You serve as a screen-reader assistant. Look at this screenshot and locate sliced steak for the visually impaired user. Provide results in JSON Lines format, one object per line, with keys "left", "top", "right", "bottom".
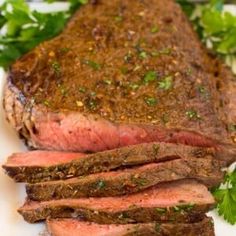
{"left": 18, "top": 179, "right": 215, "bottom": 224}
{"left": 47, "top": 217, "right": 215, "bottom": 236}
{"left": 26, "top": 157, "right": 224, "bottom": 201}
{"left": 4, "top": 0, "right": 236, "bottom": 152}
{"left": 3, "top": 142, "right": 234, "bottom": 183}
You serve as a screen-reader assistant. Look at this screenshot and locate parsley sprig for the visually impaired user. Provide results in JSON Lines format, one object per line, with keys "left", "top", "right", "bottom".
{"left": 0, "top": 0, "right": 87, "bottom": 68}
{"left": 213, "top": 168, "right": 236, "bottom": 225}
{"left": 178, "top": 0, "right": 236, "bottom": 73}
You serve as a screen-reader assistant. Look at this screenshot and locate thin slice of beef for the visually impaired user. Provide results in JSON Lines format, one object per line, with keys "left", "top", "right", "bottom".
{"left": 47, "top": 217, "right": 215, "bottom": 236}
{"left": 18, "top": 179, "right": 215, "bottom": 224}
{"left": 26, "top": 157, "right": 224, "bottom": 201}
{"left": 4, "top": 0, "right": 236, "bottom": 153}
{"left": 3, "top": 142, "right": 234, "bottom": 183}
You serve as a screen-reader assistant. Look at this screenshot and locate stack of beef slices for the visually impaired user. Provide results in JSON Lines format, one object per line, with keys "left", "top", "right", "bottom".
{"left": 2, "top": 0, "right": 236, "bottom": 235}
{"left": 3, "top": 142, "right": 236, "bottom": 236}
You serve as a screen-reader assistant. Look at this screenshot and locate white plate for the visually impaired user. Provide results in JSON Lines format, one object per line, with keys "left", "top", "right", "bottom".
{"left": 0, "top": 3, "right": 236, "bottom": 236}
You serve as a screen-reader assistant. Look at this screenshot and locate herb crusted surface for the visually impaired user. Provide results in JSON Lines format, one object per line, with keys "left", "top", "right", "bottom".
{"left": 8, "top": 0, "right": 232, "bottom": 145}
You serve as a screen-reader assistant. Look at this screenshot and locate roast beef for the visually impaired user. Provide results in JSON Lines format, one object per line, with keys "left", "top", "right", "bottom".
{"left": 26, "top": 157, "right": 224, "bottom": 201}
{"left": 47, "top": 217, "right": 215, "bottom": 236}
{"left": 3, "top": 142, "right": 234, "bottom": 183}
{"left": 18, "top": 179, "right": 215, "bottom": 224}
{"left": 4, "top": 0, "right": 236, "bottom": 152}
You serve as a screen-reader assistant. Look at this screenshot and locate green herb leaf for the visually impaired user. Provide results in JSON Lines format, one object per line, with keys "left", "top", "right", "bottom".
{"left": 151, "top": 25, "right": 159, "bottom": 33}
{"left": 143, "top": 71, "right": 157, "bottom": 84}
{"left": 156, "top": 207, "right": 166, "bottom": 213}
{"left": 213, "top": 169, "right": 236, "bottom": 225}
{"left": 139, "top": 51, "right": 148, "bottom": 59}
{"left": 0, "top": 0, "right": 86, "bottom": 68}
{"left": 178, "top": 0, "right": 236, "bottom": 69}
{"left": 186, "top": 109, "right": 201, "bottom": 120}
{"left": 144, "top": 96, "right": 157, "bottom": 106}
{"left": 84, "top": 60, "right": 102, "bottom": 70}
{"left": 96, "top": 180, "right": 106, "bottom": 189}
{"left": 176, "top": 0, "right": 195, "bottom": 17}
{"left": 158, "top": 76, "right": 173, "bottom": 90}
{"left": 51, "top": 61, "right": 61, "bottom": 76}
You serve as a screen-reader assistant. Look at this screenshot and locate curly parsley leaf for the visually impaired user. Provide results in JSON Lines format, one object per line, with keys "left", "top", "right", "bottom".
{"left": 213, "top": 169, "right": 236, "bottom": 225}
{"left": 178, "top": 0, "right": 236, "bottom": 73}
{"left": 0, "top": 0, "right": 86, "bottom": 68}
{"left": 176, "top": 0, "right": 195, "bottom": 17}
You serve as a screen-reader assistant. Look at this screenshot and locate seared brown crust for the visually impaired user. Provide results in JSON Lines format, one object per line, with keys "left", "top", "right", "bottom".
{"left": 3, "top": 142, "right": 232, "bottom": 183}
{"left": 124, "top": 217, "right": 215, "bottom": 236}
{"left": 18, "top": 179, "right": 215, "bottom": 224}
{"left": 46, "top": 217, "right": 215, "bottom": 236}
{"left": 26, "top": 158, "right": 224, "bottom": 201}
{"left": 204, "top": 53, "right": 236, "bottom": 144}
{"left": 3, "top": 0, "right": 236, "bottom": 152}
{"left": 18, "top": 201, "right": 214, "bottom": 224}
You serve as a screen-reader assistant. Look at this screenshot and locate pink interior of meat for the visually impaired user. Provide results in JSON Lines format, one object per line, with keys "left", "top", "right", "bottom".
{"left": 5, "top": 151, "right": 84, "bottom": 167}
{"left": 47, "top": 219, "right": 135, "bottom": 236}
{"left": 24, "top": 180, "right": 214, "bottom": 211}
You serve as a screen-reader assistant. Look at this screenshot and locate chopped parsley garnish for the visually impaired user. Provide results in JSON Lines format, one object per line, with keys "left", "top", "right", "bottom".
{"left": 186, "top": 109, "right": 201, "bottom": 120}
{"left": 179, "top": 203, "right": 195, "bottom": 211}
{"left": 59, "top": 85, "right": 68, "bottom": 96}
{"left": 152, "top": 144, "right": 160, "bottom": 154}
{"left": 198, "top": 85, "right": 207, "bottom": 94}
{"left": 156, "top": 208, "right": 166, "bottom": 213}
{"left": 51, "top": 61, "right": 61, "bottom": 76}
{"left": 79, "top": 86, "right": 86, "bottom": 93}
{"left": 197, "top": 85, "right": 209, "bottom": 99}
{"left": 213, "top": 168, "right": 236, "bottom": 225}
{"left": 84, "top": 60, "right": 101, "bottom": 70}
{"left": 150, "top": 48, "right": 172, "bottom": 57}
{"left": 144, "top": 96, "right": 158, "bottom": 106}
{"left": 143, "top": 71, "right": 157, "bottom": 84}
{"left": 132, "top": 177, "right": 149, "bottom": 186}
{"left": 173, "top": 206, "right": 181, "bottom": 212}
{"left": 114, "top": 15, "right": 123, "bottom": 22}
{"left": 155, "top": 223, "right": 161, "bottom": 233}
{"left": 161, "top": 114, "right": 169, "bottom": 124}
{"left": 151, "top": 25, "right": 159, "bottom": 33}
{"left": 159, "top": 48, "right": 172, "bottom": 55}
{"left": 227, "top": 124, "right": 236, "bottom": 132}
{"left": 59, "top": 47, "right": 70, "bottom": 54}
{"left": 43, "top": 100, "right": 50, "bottom": 107}
{"left": 186, "top": 67, "right": 193, "bottom": 76}
{"left": 129, "top": 83, "right": 140, "bottom": 90}
{"left": 120, "top": 66, "right": 129, "bottom": 75}
{"left": 96, "top": 180, "right": 106, "bottom": 189}
{"left": 86, "top": 98, "right": 98, "bottom": 110}
{"left": 103, "top": 79, "right": 112, "bottom": 85}
{"left": 139, "top": 51, "right": 148, "bottom": 59}
{"left": 124, "top": 52, "right": 133, "bottom": 63}
{"left": 158, "top": 76, "right": 173, "bottom": 90}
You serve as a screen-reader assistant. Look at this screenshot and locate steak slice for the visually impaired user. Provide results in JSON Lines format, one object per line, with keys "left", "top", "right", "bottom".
{"left": 26, "top": 158, "right": 224, "bottom": 201}
{"left": 47, "top": 217, "right": 215, "bottom": 236}
{"left": 4, "top": 0, "right": 236, "bottom": 152}
{"left": 18, "top": 179, "right": 215, "bottom": 224}
{"left": 3, "top": 142, "right": 234, "bottom": 183}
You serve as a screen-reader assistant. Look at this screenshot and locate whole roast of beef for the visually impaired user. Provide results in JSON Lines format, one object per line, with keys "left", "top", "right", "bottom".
{"left": 3, "top": 0, "right": 236, "bottom": 152}
{"left": 2, "top": 0, "right": 236, "bottom": 236}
